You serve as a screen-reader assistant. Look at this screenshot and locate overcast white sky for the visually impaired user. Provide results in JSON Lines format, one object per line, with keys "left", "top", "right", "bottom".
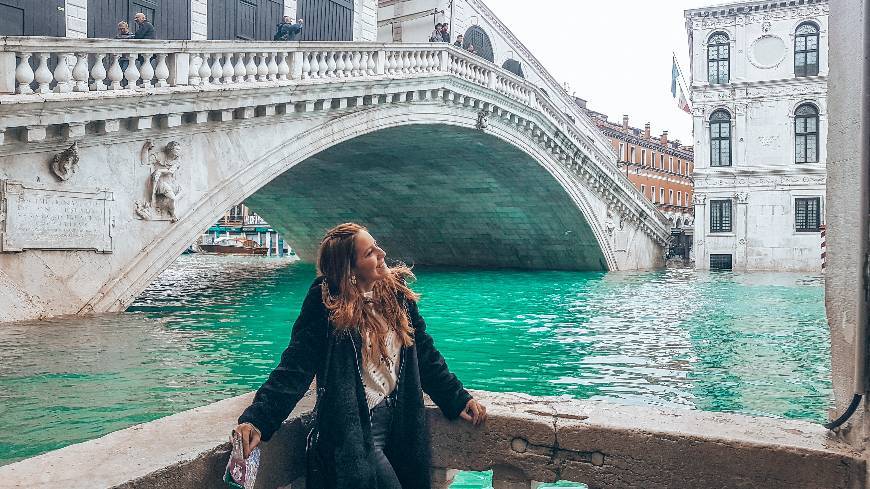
{"left": 484, "top": 0, "right": 725, "bottom": 144}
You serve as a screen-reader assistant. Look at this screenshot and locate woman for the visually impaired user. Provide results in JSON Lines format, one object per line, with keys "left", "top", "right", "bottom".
{"left": 234, "top": 223, "right": 487, "bottom": 489}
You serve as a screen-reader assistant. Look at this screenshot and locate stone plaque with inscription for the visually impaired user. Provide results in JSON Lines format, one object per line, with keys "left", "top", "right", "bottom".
{"left": 1, "top": 180, "right": 113, "bottom": 252}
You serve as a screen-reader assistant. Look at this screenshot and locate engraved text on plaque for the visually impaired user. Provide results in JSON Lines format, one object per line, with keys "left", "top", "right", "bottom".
{"left": 1, "top": 180, "right": 114, "bottom": 252}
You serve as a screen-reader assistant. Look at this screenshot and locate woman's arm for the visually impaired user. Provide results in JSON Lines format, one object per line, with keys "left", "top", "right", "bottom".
{"left": 407, "top": 299, "right": 473, "bottom": 420}
{"left": 238, "top": 284, "right": 328, "bottom": 441}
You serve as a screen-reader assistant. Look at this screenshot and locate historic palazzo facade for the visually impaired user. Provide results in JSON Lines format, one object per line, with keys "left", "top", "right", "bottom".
{"left": 685, "top": 0, "right": 828, "bottom": 271}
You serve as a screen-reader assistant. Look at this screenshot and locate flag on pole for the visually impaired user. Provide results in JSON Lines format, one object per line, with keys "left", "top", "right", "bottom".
{"left": 671, "top": 57, "right": 691, "bottom": 114}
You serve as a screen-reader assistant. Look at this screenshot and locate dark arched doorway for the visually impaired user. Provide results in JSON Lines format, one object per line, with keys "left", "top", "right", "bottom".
{"left": 463, "top": 25, "right": 494, "bottom": 62}
{"left": 502, "top": 59, "right": 524, "bottom": 78}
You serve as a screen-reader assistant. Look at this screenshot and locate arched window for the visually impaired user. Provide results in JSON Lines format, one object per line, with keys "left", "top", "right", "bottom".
{"left": 463, "top": 25, "right": 494, "bottom": 62}
{"left": 709, "top": 110, "right": 732, "bottom": 167}
{"left": 707, "top": 32, "right": 730, "bottom": 85}
{"left": 502, "top": 59, "right": 524, "bottom": 78}
{"left": 795, "top": 103, "right": 819, "bottom": 163}
{"left": 795, "top": 22, "right": 820, "bottom": 77}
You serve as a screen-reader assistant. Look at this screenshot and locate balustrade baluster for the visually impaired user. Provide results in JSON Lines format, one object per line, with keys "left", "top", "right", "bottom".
{"left": 257, "top": 52, "right": 269, "bottom": 81}
{"left": 90, "top": 53, "right": 107, "bottom": 91}
{"left": 53, "top": 53, "right": 73, "bottom": 93}
{"left": 34, "top": 53, "right": 52, "bottom": 93}
{"left": 277, "top": 52, "right": 289, "bottom": 80}
{"left": 403, "top": 52, "right": 412, "bottom": 73}
{"left": 222, "top": 53, "right": 235, "bottom": 84}
{"left": 326, "top": 52, "right": 337, "bottom": 77}
{"left": 387, "top": 52, "right": 397, "bottom": 74}
{"left": 198, "top": 52, "right": 212, "bottom": 85}
{"left": 15, "top": 52, "right": 34, "bottom": 94}
{"left": 139, "top": 52, "right": 154, "bottom": 88}
{"left": 367, "top": 51, "right": 376, "bottom": 75}
{"left": 358, "top": 52, "right": 368, "bottom": 76}
{"left": 72, "top": 53, "right": 89, "bottom": 92}
{"left": 335, "top": 52, "right": 346, "bottom": 77}
{"left": 210, "top": 53, "right": 223, "bottom": 84}
{"left": 267, "top": 52, "right": 278, "bottom": 80}
{"left": 317, "top": 51, "right": 328, "bottom": 78}
{"left": 188, "top": 53, "right": 202, "bottom": 85}
{"left": 107, "top": 54, "right": 124, "bottom": 90}
{"left": 245, "top": 53, "right": 257, "bottom": 82}
{"left": 233, "top": 53, "right": 246, "bottom": 83}
{"left": 154, "top": 53, "right": 169, "bottom": 87}
{"left": 124, "top": 53, "right": 141, "bottom": 88}
{"left": 302, "top": 52, "right": 312, "bottom": 78}
{"left": 351, "top": 51, "right": 361, "bottom": 76}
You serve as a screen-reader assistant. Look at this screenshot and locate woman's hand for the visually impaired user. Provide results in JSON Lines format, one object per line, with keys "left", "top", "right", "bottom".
{"left": 459, "top": 398, "right": 487, "bottom": 426}
{"left": 233, "top": 423, "right": 262, "bottom": 458}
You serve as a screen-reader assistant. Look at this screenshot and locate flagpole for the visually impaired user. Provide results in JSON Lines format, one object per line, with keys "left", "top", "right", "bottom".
{"left": 672, "top": 52, "right": 691, "bottom": 95}
{"left": 672, "top": 52, "right": 692, "bottom": 112}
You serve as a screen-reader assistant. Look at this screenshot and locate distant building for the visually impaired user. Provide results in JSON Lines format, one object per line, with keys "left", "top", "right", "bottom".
{"left": 203, "top": 203, "right": 291, "bottom": 257}
{"left": 685, "top": 0, "right": 828, "bottom": 271}
{"left": 579, "top": 101, "right": 695, "bottom": 260}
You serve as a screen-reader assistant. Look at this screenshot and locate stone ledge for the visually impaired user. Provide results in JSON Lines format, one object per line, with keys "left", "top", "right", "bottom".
{"left": 0, "top": 390, "right": 862, "bottom": 489}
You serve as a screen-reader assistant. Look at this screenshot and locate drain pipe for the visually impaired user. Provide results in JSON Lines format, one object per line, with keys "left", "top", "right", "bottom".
{"left": 824, "top": 0, "right": 870, "bottom": 431}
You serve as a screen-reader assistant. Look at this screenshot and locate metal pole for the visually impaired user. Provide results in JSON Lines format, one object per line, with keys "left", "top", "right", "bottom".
{"left": 449, "top": 0, "right": 455, "bottom": 43}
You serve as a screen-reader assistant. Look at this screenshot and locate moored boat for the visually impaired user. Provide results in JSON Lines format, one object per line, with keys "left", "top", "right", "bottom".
{"left": 198, "top": 237, "right": 268, "bottom": 255}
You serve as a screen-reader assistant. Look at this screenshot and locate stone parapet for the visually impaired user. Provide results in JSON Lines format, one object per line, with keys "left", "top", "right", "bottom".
{"left": 0, "top": 390, "right": 863, "bottom": 488}
{"left": 0, "top": 37, "right": 670, "bottom": 250}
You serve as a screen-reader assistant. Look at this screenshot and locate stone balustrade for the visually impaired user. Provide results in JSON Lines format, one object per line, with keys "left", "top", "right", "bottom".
{"left": 0, "top": 37, "right": 668, "bottom": 245}
{"left": 0, "top": 389, "right": 863, "bottom": 489}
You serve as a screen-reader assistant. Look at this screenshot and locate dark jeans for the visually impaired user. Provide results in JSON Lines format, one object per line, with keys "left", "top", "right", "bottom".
{"left": 370, "top": 396, "right": 402, "bottom": 489}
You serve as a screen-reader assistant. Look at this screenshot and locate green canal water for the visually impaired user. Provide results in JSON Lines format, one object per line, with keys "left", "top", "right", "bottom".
{"left": 0, "top": 255, "right": 831, "bottom": 487}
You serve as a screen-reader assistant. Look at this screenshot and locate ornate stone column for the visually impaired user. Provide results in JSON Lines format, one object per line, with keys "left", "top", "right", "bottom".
{"left": 734, "top": 191, "right": 749, "bottom": 270}
{"left": 693, "top": 193, "right": 708, "bottom": 269}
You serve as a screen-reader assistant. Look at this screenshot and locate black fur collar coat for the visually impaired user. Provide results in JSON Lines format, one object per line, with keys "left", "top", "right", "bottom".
{"left": 239, "top": 277, "right": 472, "bottom": 489}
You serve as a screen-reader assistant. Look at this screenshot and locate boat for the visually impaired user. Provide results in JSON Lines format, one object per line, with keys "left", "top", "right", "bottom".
{"left": 198, "top": 237, "right": 268, "bottom": 255}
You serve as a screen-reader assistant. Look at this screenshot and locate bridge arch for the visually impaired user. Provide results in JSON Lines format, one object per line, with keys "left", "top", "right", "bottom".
{"left": 85, "top": 103, "right": 619, "bottom": 313}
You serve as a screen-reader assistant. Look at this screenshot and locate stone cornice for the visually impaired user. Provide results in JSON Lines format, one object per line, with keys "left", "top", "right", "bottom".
{"left": 685, "top": 0, "right": 828, "bottom": 26}
{"left": 598, "top": 126, "right": 695, "bottom": 160}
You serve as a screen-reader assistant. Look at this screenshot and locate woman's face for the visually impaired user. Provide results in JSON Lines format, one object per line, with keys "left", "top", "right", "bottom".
{"left": 352, "top": 230, "right": 387, "bottom": 286}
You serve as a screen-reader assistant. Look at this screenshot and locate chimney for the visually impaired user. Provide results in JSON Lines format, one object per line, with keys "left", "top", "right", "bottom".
{"left": 660, "top": 130, "right": 669, "bottom": 146}
{"left": 622, "top": 115, "right": 629, "bottom": 129}
{"left": 644, "top": 122, "right": 651, "bottom": 139}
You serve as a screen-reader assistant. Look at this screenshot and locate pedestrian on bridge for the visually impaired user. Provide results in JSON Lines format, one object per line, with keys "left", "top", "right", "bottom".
{"left": 234, "top": 222, "right": 487, "bottom": 489}
{"left": 132, "top": 12, "right": 156, "bottom": 39}
{"left": 273, "top": 16, "right": 294, "bottom": 41}
{"left": 429, "top": 23, "right": 444, "bottom": 42}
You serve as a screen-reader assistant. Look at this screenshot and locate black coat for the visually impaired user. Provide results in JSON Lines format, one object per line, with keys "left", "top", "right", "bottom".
{"left": 239, "top": 277, "right": 472, "bottom": 489}
{"left": 134, "top": 21, "right": 156, "bottom": 39}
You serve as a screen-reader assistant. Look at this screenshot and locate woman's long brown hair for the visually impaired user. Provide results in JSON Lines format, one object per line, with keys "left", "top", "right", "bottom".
{"left": 316, "top": 223, "right": 419, "bottom": 366}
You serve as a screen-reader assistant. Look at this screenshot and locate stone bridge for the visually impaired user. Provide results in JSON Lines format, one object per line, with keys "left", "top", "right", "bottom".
{"left": 0, "top": 37, "right": 669, "bottom": 322}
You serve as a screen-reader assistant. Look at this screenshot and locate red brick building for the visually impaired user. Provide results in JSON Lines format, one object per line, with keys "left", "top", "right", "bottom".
{"left": 578, "top": 100, "right": 695, "bottom": 258}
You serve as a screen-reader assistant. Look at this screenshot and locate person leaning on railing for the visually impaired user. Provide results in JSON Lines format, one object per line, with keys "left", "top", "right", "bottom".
{"left": 234, "top": 222, "right": 487, "bottom": 489}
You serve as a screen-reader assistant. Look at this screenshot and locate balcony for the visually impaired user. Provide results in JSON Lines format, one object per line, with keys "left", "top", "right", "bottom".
{"left": 0, "top": 390, "right": 862, "bottom": 488}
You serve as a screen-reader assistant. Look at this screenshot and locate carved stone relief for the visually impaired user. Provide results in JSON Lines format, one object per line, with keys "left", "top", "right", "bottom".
{"left": 476, "top": 109, "right": 489, "bottom": 130}
{"left": 49, "top": 142, "right": 80, "bottom": 182}
{"left": 135, "top": 140, "right": 183, "bottom": 222}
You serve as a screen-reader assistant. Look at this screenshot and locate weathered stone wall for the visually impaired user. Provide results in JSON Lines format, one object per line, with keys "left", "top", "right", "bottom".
{"left": 65, "top": 0, "right": 88, "bottom": 38}
{"left": 825, "top": 0, "right": 869, "bottom": 444}
{"left": 353, "top": 0, "right": 377, "bottom": 42}
{"left": 191, "top": 0, "right": 208, "bottom": 40}
{"left": 0, "top": 390, "right": 864, "bottom": 488}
